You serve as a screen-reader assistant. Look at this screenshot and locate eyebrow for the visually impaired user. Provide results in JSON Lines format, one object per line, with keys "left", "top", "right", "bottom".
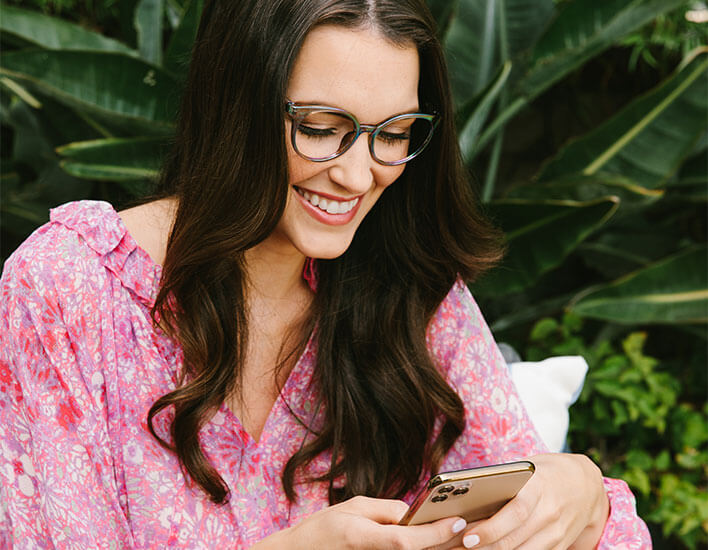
{"left": 289, "top": 99, "right": 422, "bottom": 117}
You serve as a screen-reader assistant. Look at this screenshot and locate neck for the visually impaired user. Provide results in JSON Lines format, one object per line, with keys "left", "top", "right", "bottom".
{"left": 244, "top": 240, "right": 309, "bottom": 302}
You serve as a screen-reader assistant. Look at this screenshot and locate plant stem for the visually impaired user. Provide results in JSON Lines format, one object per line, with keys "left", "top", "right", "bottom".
{"left": 481, "top": 0, "right": 509, "bottom": 202}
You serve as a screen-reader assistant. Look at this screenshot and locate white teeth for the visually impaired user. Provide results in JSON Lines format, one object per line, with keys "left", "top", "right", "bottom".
{"left": 296, "top": 187, "right": 358, "bottom": 214}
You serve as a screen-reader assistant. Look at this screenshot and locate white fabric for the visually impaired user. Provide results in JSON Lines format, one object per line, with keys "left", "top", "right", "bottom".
{"left": 508, "top": 356, "right": 588, "bottom": 453}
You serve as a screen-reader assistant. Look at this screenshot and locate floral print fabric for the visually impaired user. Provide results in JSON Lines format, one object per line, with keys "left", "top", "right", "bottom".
{"left": 0, "top": 201, "right": 650, "bottom": 548}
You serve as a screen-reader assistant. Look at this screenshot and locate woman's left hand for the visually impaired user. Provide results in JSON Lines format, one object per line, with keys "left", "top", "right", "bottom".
{"left": 456, "top": 453, "right": 610, "bottom": 550}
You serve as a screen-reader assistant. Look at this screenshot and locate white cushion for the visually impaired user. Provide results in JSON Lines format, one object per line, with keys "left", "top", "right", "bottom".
{"left": 508, "top": 356, "right": 588, "bottom": 453}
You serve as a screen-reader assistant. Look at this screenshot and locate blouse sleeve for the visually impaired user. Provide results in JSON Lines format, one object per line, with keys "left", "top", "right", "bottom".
{"left": 0, "top": 237, "right": 135, "bottom": 548}
{"left": 430, "top": 280, "right": 651, "bottom": 549}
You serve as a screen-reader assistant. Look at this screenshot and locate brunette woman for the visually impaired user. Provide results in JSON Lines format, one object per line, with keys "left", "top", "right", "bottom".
{"left": 0, "top": 1, "right": 650, "bottom": 548}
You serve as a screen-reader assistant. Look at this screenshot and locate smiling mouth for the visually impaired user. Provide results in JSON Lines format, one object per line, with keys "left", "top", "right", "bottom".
{"left": 294, "top": 186, "right": 360, "bottom": 215}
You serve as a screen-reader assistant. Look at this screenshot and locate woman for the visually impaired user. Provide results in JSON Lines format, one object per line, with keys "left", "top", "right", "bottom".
{"left": 0, "top": 1, "right": 650, "bottom": 548}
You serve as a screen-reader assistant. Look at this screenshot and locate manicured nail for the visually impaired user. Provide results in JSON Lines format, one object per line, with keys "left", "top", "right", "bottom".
{"left": 463, "top": 533, "right": 480, "bottom": 548}
{"left": 452, "top": 518, "right": 467, "bottom": 533}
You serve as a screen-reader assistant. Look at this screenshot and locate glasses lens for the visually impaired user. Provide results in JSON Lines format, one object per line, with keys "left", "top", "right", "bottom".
{"left": 293, "top": 110, "right": 356, "bottom": 160}
{"left": 373, "top": 116, "right": 434, "bottom": 164}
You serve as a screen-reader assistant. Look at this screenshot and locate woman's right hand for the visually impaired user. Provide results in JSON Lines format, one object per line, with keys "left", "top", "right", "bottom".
{"left": 252, "top": 495, "right": 467, "bottom": 549}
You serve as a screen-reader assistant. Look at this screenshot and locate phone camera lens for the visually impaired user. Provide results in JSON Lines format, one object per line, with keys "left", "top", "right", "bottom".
{"left": 437, "top": 485, "right": 454, "bottom": 494}
{"left": 431, "top": 494, "right": 448, "bottom": 503}
{"left": 452, "top": 487, "right": 469, "bottom": 495}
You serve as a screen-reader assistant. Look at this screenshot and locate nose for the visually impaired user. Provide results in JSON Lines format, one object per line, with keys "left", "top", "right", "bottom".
{"left": 327, "top": 132, "right": 375, "bottom": 193}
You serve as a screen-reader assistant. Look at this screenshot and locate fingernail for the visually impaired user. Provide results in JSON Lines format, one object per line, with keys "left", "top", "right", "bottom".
{"left": 463, "top": 534, "right": 480, "bottom": 548}
{"left": 452, "top": 518, "right": 467, "bottom": 533}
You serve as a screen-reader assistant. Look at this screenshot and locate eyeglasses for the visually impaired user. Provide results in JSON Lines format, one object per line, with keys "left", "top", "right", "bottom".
{"left": 285, "top": 101, "right": 439, "bottom": 166}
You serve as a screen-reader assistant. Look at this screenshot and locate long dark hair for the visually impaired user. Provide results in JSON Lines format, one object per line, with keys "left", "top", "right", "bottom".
{"left": 148, "top": 0, "right": 503, "bottom": 506}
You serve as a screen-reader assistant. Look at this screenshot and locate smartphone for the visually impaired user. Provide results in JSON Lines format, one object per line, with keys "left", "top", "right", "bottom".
{"left": 399, "top": 460, "right": 535, "bottom": 525}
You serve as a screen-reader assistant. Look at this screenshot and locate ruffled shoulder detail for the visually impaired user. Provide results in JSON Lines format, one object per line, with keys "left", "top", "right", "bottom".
{"left": 50, "top": 200, "right": 160, "bottom": 306}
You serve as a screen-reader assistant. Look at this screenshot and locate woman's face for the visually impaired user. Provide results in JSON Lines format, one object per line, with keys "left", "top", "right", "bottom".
{"left": 270, "top": 24, "right": 420, "bottom": 260}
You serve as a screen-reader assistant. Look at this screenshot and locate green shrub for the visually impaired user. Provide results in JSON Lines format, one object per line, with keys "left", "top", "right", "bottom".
{"left": 525, "top": 313, "right": 708, "bottom": 549}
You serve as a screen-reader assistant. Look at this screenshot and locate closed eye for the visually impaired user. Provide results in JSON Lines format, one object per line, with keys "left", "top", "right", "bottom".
{"left": 298, "top": 125, "right": 337, "bottom": 138}
{"left": 377, "top": 131, "right": 410, "bottom": 144}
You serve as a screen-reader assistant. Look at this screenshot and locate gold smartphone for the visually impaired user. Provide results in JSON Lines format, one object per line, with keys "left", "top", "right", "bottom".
{"left": 399, "top": 460, "right": 535, "bottom": 525}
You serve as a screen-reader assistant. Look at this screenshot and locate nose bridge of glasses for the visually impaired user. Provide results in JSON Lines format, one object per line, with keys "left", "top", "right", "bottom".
{"left": 340, "top": 124, "right": 376, "bottom": 163}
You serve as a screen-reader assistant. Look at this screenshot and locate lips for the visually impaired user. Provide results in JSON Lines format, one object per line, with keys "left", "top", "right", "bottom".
{"left": 292, "top": 186, "right": 363, "bottom": 226}
{"left": 295, "top": 186, "right": 359, "bottom": 214}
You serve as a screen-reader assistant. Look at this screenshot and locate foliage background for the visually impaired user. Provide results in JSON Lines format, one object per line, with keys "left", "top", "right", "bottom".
{"left": 1, "top": 0, "right": 707, "bottom": 547}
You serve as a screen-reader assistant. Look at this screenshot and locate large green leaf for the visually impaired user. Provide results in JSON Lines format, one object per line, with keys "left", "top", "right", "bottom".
{"left": 521, "top": 0, "right": 686, "bottom": 97}
{"left": 506, "top": 174, "right": 664, "bottom": 218}
{"left": 56, "top": 137, "right": 167, "bottom": 181}
{"left": 471, "top": 197, "right": 619, "bottom": 296}
{"left": 426, "top": 0, "right": 459, "bottom": 36}
{"left": 0, "top": 50, "right": 179, "bottom": 134}
{"left": 457, "top": 60, "right": 512, "bottom": 163}
{"left": 489, "top": 292, "right": 574, "bottom": 332}
{"left": 1, "top": 98, "right": 90, "bottom": 256}
{"left": 164, "top": 0, "right": 203, "bottom": 75}
{"left": 474, "top": 0, "right": 686, "bottom": 155}
{"left": 443, "top": 0, "right": 554, "bottom": 106}
{"left": 569, "top": 246, "right": 708, "bottom": 324}
{"left": 0, "top": 5, "right": 136, "bottom": 55}
{"left": 537, "top": 50, "right": 708, "bottom": 188}
{"left": 135, "top": 0, "right": 165, "bottom": 66}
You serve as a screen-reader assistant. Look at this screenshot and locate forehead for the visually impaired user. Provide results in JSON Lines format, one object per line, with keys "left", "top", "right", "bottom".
{"left": 287, "top": 24, "right": 420, "bottom": 120}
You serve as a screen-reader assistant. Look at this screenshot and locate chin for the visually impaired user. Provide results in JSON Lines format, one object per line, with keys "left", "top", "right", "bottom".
{"left": 298, "top": 235, "right": 354, "bottom": 260}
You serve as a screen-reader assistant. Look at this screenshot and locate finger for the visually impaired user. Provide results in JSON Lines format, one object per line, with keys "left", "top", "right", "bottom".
{"left": 460, "top": 496, "right": 543, "bottom": 549}
{"left": 382, "top": 516, "right": 468, "bottom": 549}
{"left": 336, "top": 495, "right": 409, "bottom": 524}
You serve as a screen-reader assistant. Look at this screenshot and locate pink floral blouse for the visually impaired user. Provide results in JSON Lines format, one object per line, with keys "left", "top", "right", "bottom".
{"left": 0, "top": 201, "right": 650, "bottom": 548}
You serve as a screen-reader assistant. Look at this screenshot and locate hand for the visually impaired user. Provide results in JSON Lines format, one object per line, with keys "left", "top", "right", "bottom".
{"left": 456, "top": 453, "right": 609, "bottom": 550}
{"left": 253, "top": 495, "right": 468, "bottom": 550}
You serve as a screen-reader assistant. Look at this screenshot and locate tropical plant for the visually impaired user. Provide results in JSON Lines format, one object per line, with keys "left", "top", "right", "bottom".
{"left": 1, "top": 0, "right": 706, "bottom": 547}
{"left": 526, "top": 313, "right": 708, "bottom": 549}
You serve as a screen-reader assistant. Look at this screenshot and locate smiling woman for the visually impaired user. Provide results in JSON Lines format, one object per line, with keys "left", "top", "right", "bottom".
{"left": 277, "top": 24, "right": 419, "bottom": 259}
{"left": 0, "top": 1, "right": 651, "bottom": 549}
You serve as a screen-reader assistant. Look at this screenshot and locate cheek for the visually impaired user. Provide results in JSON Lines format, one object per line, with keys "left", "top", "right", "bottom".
{"left": 377, "top": 164, "right": 406, "bottom": 188}
{"left": 287, "top": 141, "right": 318, "bottom": 184}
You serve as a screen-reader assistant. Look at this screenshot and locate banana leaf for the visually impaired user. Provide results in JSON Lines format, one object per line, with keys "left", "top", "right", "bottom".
{"left": 473, "top": 0, "right": 687, "bottom": 155}
{"left": 426, "top": 0, "right": 459, "bottom": 36}
{"left": 521, "top": 0, "right": 687, "bottom": 98}
{"left": 537, "top": 49, "right": 708, "bottom": 189}
{"left": 443, "top": 0, "right": 554, "bottom": 106}
{"left": 569, "top": 246, "right": 708, "bottom": 323}
{"left": 457, "top": 60, "right": 512, "bottom": 163}
{"left": 0, "top": 5, "right": 137, "bottom": 55}
{"left": 0, "top": 50, "right": 179, "bottom": 134}
{"left": 471, "top": 197, "right": 619, "bottom": 296}
{"left": 57, "top": 137, "right": 167, "bottom": 181}
{"left": 506, "top": 173, "right": 664, "bottom": 211}
{"left": 164, "top": 0, "right": 204, "bottom": 75}
{"left": 135, "top": 0, "right": 164, "bottom": 66}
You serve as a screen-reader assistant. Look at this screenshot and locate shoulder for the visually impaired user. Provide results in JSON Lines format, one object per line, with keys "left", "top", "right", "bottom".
{"left": 426, "top": 278, "right": 505, "bottom": 380}
{"left": 427, "top": 279, "right": 484, "bottom": 348}
{"left": 1, "top": 200, "right": 160, "bottom": 321}
{"left": 117, "top": 197, "right": 175, "bottom": 267}
{"left": 1, "top": 200, "right": 164, "bottom": 404}
{"left": 2, "top": 201, "right": 113, "bottom": 305}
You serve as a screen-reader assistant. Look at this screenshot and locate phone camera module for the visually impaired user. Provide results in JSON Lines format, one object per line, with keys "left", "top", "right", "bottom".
{"left": 437, "top": 485, "right": 455, "bottom": 494}
{"left": 431, "top": 494, "right": 448, "bottom": 503}
{"left": 452, "top": 487, "right": 469, "bottom": 496}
